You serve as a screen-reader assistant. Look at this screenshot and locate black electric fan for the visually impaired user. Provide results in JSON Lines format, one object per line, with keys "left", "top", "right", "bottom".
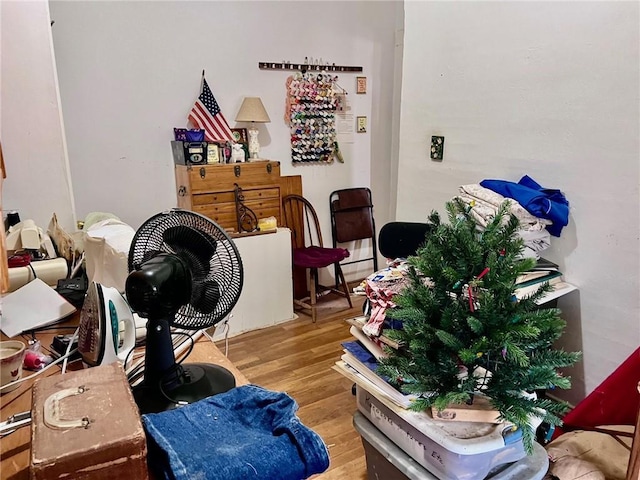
{"left": 125, "top": 209, "right": 243, "bottom": 414}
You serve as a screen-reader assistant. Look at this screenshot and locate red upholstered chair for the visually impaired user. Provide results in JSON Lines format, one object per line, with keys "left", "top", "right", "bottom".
{"left": 281, "top": 194, "right": 353, "bottom": 322}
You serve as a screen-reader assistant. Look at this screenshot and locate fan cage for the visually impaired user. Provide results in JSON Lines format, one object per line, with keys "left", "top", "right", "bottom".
{"left": 128, "top": 209, "right": 243, "bottom": 330}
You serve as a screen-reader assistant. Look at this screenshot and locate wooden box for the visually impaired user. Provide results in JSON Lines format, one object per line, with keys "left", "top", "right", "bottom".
{"left": 430, "top": 395, "right": 502, "bottom": 423}
{"left": 30, "top": 363, "right": 147, "bottom": 480}
{"left": 175, "top": 160, "right": 282, "bottom": 233}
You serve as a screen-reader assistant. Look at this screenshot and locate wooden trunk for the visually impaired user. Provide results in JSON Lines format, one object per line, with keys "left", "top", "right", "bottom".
{"left": 30, "top": 363, "right": 148, "bottom": 480}
{"left": 175, "top": 161, "right": 283, "bottom": 234}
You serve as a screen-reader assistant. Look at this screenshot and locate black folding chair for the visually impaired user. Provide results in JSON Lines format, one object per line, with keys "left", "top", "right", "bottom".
{"left": 330, "top": 188, "right": 378, "bottom": 284}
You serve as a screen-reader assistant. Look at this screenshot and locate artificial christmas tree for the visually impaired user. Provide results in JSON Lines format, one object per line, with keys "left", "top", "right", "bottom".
{"left": 377, "top": 198, "right": 581, "bottom": 453}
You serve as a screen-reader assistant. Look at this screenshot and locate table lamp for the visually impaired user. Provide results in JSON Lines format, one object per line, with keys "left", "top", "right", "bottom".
{"left": 235, "top": 97, "right": 271, "bottom": 160}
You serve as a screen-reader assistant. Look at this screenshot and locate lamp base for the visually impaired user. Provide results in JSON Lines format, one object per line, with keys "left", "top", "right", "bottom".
{"left": 247, "top": 126, "right": 260, "bottom": 160}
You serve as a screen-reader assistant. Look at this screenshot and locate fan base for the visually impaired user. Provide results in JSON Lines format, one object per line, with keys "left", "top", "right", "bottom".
{"left": 134, "top": 363, "right": 236, "bottom": 414}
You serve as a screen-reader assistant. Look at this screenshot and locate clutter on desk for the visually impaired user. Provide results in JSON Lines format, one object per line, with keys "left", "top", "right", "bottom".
{"left": 23, "top": 340, "right": 53, "bottom": 371}
{"left": 7, "top": 257, "right": 68, "bottom": 293}
{"left": 5, "top": 218, "right": 56, "bottom": 257}
{"left": 0, "top": 211, "right": 129, "bottom": 336}
{"left": 4, "top": 213, "right": 83, "bottom": 292}
{"left": 0, "top": 339, "right": 26, "bottom": 392}
{"left": 142, "top": 384, "right": 330, "bottom": 480}
{"left": 47, "top": 212, "right": 81, "bottom": 263}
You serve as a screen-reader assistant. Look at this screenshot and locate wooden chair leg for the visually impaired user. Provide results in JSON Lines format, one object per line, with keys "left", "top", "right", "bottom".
{"left": 310, "top": 268, "right": 318, "bottom": 323}
{"left": 336, "top": 264, "right": 353, "bottom": 308}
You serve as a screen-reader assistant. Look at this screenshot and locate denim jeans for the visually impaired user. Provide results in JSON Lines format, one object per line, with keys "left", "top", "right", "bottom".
{"left": 142, "top": 385, "right": 330, "bottom": 480}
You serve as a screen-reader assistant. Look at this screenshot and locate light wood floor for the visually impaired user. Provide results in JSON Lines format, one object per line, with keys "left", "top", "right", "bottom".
{"left": 216, "top": 293, "right": 368, "bottom": 480}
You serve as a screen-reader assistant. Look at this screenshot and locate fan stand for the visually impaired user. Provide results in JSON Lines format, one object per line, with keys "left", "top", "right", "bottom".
{"left": 133, "top": 318, "right": 236, "bottom": 414}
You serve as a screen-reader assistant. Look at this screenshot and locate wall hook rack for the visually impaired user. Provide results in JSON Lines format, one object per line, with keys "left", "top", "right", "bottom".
{"left": 259, "top": 62, "right": 363, "bottom": 73}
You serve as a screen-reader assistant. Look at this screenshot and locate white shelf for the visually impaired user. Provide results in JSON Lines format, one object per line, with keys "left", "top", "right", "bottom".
{"left": 533, "top": 282, "right": 578, "bottom": 305}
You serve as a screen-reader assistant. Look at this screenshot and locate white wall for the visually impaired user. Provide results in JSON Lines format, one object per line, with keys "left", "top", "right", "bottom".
{"left": 47, "top": 0, "right": 401, "bottom": 283}
{"left": 398, "top": 1, "right": 640, "bottom": 404}
{"left": 1, "top": 0, "right": 75, "bottom": 231}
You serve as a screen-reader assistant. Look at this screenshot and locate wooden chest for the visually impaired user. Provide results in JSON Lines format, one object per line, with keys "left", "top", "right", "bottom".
{"left": 30, "top": 363, "right": 147, "bottom": 480}
{"left": 175, "top": 161, "right": 282, "bottom": 233}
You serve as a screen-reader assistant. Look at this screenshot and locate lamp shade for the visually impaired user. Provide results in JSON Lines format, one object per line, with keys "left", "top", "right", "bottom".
{"left": 235, "top": 97, "right": 271, "bottom": 123}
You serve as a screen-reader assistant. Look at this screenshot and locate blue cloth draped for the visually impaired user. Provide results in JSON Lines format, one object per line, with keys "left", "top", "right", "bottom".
{"left": 142, "top": 385, "right": 330, "bottom": 480}
{"left": 480, "top": 175, "right": 570, "bottom": 236}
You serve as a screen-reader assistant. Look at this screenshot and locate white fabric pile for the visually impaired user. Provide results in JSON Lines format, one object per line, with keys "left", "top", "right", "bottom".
{"left": 455, "top": 184, "right": 552, "bottom": 258}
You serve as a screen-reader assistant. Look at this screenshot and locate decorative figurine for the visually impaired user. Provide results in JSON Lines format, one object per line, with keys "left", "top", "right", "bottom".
{"left": 232, "top": 143, "right": 246, "bottom": 163}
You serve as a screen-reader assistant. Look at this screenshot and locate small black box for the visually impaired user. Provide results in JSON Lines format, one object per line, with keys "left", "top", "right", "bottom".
{"left": 171, "top": 141, "right": 207, "bottom": 165}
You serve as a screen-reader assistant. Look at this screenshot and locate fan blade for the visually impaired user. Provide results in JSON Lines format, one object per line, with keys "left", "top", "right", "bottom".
{"left": 163, "top": 226, "right": 217, "bottom": 263}
{"left": 190, "top": 279, "right": 221, "bottom": 315}
{"left": 140, "top": 250, "right": 162, "bottom": 268}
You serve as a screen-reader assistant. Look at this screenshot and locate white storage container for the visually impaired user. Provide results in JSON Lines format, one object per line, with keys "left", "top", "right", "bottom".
{"left": 356, "top": 385, "right": 548, "bottom": 480}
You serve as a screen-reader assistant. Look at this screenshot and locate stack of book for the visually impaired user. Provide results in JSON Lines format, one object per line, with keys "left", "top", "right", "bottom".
{"left": 334, "top": 321, "right": 417, "bottom": 409}
{"left": 513, "top": 257, "right": 564, "bottom": 300}
{"left": 335, "top": 325, "right": 504, "bottom": 423}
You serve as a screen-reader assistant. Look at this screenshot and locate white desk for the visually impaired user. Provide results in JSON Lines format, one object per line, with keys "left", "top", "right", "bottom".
{"left": 214, "top": 228, "right": 295, "bottom": 339}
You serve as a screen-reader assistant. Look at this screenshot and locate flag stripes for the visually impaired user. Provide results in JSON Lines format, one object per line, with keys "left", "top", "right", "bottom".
{"left": 188, "top": 78, "right": 234, "bottom": 143}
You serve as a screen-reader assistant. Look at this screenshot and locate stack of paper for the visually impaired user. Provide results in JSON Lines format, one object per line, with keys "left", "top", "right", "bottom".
{"left": 1, "top": 278, "right": 76, "bottom": 337}
{"left": 335, "top": 339, "right": 416, "bottom": 409}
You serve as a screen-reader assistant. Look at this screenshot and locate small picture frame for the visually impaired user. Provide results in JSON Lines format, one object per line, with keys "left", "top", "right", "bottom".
{"left": 220, "top": 141, "right": 232, "bottom": 164}
{"left": 231, "top": 128, "right": 248, "bottom": 145}
{"left": 356, "top": 116, "right": 367, "bottom": 133}
{"left": 206, "top": 143, "right": 220, "bottom": 164}
{"left": 230, "top": 128, "right": 250, "bottom": 160}
{"left": 356, "top": 76, "right": 367, "bottom": 94}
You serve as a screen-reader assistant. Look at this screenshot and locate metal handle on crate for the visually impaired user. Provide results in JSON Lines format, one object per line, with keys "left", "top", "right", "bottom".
{"left": 43, "top": 386, "right": 91, "bottom": 430}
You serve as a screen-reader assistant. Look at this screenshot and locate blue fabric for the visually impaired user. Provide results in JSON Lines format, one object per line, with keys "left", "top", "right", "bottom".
{"left": 480, "top": 175, "right": 570, "bottom": 236}
{"left": 141, "top": 385, "right": 330, "bottom": 480}
{"left": 342, "top": 341, "right": 380, "bottom": 373}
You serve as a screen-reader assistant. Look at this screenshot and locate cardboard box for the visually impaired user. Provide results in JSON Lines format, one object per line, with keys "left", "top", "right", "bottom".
{"left": 30, "top": 363, "right": 147, "bottom": 480}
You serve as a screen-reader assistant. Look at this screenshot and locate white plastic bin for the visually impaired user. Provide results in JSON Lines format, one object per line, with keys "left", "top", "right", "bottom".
{"left": 355, "top": 385, "right": 549, "bottom": 480}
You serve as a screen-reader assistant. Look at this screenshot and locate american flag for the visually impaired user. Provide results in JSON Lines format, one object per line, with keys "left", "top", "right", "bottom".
{"left": 188, "top": 78, "right": 234, "bottom": 142}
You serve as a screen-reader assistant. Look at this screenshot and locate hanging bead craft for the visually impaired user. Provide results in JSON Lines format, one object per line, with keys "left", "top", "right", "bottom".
{"left": 285, "top": 71, "right": 339, "bottom": 164}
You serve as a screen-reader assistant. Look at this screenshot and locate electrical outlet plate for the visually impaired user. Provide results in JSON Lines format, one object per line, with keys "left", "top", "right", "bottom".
{"left": 357, "top": 116, "right": 367, "bottom": 133}
{"left": 431, "top": 136, "right": 444, "bottom": 160}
